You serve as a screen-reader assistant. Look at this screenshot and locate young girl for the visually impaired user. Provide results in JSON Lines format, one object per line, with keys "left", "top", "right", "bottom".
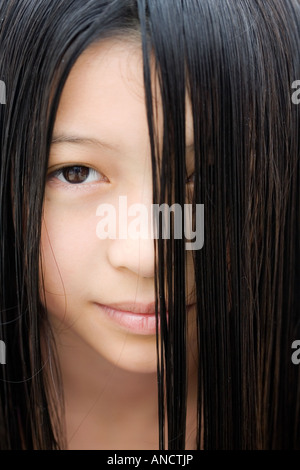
{"left": 0, "top": 0, "right": 299, "bottom": 450}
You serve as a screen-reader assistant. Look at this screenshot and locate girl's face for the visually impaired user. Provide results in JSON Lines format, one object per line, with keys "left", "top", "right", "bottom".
{"left": 41, "top": 39, "right": 196, "bottom": 373}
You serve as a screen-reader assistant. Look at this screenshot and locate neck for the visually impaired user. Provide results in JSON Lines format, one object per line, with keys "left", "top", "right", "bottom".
{"left": 49, "top": 328, "right": 198, "bottom": 450}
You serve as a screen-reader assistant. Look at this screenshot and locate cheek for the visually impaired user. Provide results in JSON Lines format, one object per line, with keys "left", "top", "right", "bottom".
{"left": 40, "top": 212, "right": 74, "bottom": 292}
{"left": 39, "top": 205, "right": 100, "bottom": 318}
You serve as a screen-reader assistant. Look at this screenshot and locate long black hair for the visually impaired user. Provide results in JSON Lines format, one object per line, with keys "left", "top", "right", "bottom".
{"left": 0, "top": 0, "right": 299, "bottom": 449}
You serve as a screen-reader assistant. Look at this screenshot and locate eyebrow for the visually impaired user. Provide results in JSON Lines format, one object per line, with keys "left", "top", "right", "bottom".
{"left": 51, "top": 134, "right": 117, "bottom": 151}
{"left": 51, "top": 133, "right": 195, "bottom": 153}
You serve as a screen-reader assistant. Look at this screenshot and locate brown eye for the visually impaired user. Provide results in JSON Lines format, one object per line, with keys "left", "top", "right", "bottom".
{"left": 49, "top": 165, "right": 107, "bottom": 185}
{"left": 186, "top": 173, "right": 195, "bottom": 184}
{"left": 62, "top": 166, "right": 90, "bottom": 184}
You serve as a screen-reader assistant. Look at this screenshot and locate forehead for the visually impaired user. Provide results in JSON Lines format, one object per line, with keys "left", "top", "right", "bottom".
{"left": 53, "top": 38, "right": 193, "bottom": 151}
{"left": 53, "top": 39, "right": 147, "bottom": 149}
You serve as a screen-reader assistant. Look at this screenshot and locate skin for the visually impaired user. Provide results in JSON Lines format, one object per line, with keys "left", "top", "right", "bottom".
{"left": 40, "top": 38, "right": 197, "bottom": 449}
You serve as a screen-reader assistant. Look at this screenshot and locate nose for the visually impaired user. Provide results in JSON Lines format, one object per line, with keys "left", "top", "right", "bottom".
{"left": 107, "top": 236, "right": 155, "bottom": 278}
{"left": 105, "top": 190, "right": 155, "bottom": 278}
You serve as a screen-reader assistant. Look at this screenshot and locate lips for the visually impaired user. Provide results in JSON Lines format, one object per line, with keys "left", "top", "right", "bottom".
{"left": 95, "top": 301, "right": 195, "bottom": 335}
{"left": 95, "top": 302, "right": 161, "bottom": 335}
{"left": 102, "top": 302, "right": 158, "bottom": 315}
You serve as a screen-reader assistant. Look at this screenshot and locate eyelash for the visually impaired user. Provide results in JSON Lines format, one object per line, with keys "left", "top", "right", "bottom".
{"left": 47, "top": 165, "right": 194, "bottom": 187}
{"left": 47, "top": 165, "right": 109, "bottom": 186}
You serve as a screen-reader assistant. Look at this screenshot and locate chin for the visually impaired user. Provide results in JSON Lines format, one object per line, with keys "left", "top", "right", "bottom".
{"left": 91, "top": 338, "right": 158, "bottom": 374}
{"left": 112, "top": 359, "right": 158, "bottom": 374}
